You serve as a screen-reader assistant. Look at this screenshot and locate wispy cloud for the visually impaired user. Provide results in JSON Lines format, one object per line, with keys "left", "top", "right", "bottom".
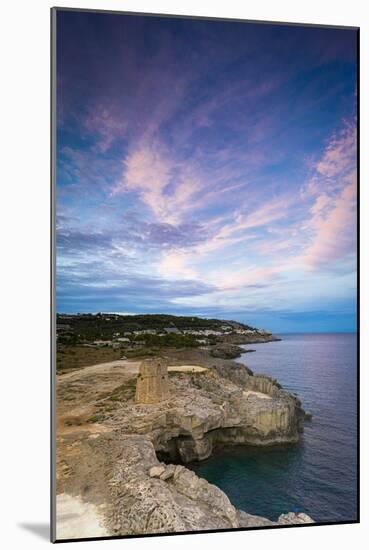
{"left": 56, "top": 12, "right": 357, "bottom": 330}
{"left": 315, "top": 122, "right": 356, "bottom": 178}
{"left": 300, "top": 121, "right": 357, "bottom": 270}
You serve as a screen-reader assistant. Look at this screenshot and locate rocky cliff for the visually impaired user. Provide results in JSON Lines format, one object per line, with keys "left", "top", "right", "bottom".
{"left": 97, "top": 361, "right": 306, "bottom": 462}
{"left": 57, "top": 432, "right": 313, "bottom": 537}
{"left": 56, "top": 352, "right": 313, "bottom": 539}
{"left": 107, "top": 435, "right": 313, "bottom": 535}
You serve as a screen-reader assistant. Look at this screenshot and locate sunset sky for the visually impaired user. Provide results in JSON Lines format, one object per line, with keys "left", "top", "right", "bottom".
{"left": 56, "top": 10, "right": 357, "bottom": 332}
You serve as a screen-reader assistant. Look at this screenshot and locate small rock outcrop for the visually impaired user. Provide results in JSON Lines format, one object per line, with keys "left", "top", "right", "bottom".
{"left": 149, "top": 465, "right": 166, "bottom": 478}
{"left": 278, "top": 512, "right": 314, "bottom": 525}
{"left": 135, "top": 358, "right": 169, "bottom": 404}
{"left": 210, "top": 344, "right": 244, "bottom": 359}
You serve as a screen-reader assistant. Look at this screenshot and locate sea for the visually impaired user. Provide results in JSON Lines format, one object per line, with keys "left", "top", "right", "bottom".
{"left": 189, "top": 333, "right": 358, "bottom": 524}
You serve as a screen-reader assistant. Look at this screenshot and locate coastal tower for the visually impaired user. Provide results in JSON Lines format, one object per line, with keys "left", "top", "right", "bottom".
{"left": 135, "top": 358, "right": 170, "bottom": 404}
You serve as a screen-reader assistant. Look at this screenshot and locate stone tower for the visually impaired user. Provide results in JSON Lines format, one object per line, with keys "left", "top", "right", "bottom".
{"left": 135, "top": 357, "right": 170, "bottom": 404}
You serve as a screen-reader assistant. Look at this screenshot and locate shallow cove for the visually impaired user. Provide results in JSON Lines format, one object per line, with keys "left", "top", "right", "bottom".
{"left": 188, "top": 333, "right": 357, "bottom": 523}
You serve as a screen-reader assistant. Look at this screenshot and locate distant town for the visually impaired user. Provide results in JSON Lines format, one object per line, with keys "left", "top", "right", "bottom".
{"left": 56, "top": 313, "right": 274, "bottom": 371}
{"left": 57, "top": 313, "right": 269, "bottom": 344}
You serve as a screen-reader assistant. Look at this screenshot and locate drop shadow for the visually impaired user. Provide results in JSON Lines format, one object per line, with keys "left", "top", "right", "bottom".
{"left": 18, "top": 523, "right": 49, "bottom": 541}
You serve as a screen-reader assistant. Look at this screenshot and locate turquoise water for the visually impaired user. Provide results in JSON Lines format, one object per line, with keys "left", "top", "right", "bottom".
{"left": 189, "top": 333, "right": 358, "bottom": 523}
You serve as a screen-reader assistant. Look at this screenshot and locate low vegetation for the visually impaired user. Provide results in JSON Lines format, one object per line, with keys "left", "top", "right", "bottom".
{"left": 56, "top": 312, "right": 256, "bottom": 342}
{"left": 56, "top": 313, "right": 268, "bottom": 372}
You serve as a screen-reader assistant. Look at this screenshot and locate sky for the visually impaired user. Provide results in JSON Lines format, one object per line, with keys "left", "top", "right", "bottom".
{"left": 56, "top": 10, "right": 358, "bottom": 332}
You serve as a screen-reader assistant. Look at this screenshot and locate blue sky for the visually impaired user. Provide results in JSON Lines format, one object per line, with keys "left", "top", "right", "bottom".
{"left": 56, "top": 11, "right": 357, "bottom": 332}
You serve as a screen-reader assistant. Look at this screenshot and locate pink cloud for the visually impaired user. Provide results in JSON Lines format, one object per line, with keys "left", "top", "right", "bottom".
{"left": 158, "top": 250, "right": 197, "bottom": 280}
{"left": 300, "top": 121, "right": 357, "bottom": 270}
{"left": 115, "top": 143, "right": 172, "bottom": 220}
{"left": 216, "top": 265, "right": 282, "bottom": 291}
{"left": 85, "top": 108, "right": 128, "bottom": 152}
{"left": 316, "top": 121, "right": 356, "bottom": 178}
{"left": 302, "top": 178, "right": 357, "bottom": 269}
{"left": 113, "top": 141, "right": 205, "bottom": 224}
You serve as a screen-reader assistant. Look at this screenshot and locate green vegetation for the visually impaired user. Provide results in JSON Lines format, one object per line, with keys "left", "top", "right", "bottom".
{"left": 108, "top": 382, "right": 135, "bottom": 402}
{"left": 89, "top": 414, "right": 104, "bottom": 423}
{"left": 124, "top": 348, "right": 157, "bottom": 358}
{"left": 56, "top": 313, "right": 255, "bottom": 342}
{"left": 132, "top": 333, "right": 199, "bottom": 348}
{"left": 56, "top": 313, "right": 262, "bottom": 373}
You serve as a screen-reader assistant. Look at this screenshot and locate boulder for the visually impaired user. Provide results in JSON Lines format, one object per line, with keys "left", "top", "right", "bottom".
{"left": 278, "top": 512, "right": 314, "bottom": 524}
{"left": 149, "top": 465, "right": 166, "bottom": 478}
{"left": 159, "top": 464, "right": 176, "bottom": 480}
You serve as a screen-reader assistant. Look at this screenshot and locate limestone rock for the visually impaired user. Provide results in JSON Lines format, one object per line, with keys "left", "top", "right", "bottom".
{"left": 149, "top": 465, "right": 166, "bottom": 478}
{"left": 210, "top": 344, "right": 244, "bottom": 359}
{"left": 237, "top": 510, "right": 276, "bottom": 527}
{"left": 101, "top": 358, "right": 307, "bottom": 463}
{"left": 213, "top": 359, "right": 253, "bottom": 380}
{"left": 57, "top": 431, "right": 315, "bottom": 536}
{"left": 278, "top": 512, "right": 314, "bottom": 524}
{"left": 159, "top": 464, "right": 176, "bottom": 480}
{"left": 171, "top": 465, "right": 239, "bottom": 527}
{"left": 108, "top": 435, "right": 244, "bottom": 534}
{"left": 57, "top": 351, "right": 314, "bottom": 537}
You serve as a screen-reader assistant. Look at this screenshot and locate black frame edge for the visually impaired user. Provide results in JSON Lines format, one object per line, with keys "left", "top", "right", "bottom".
{"left": 51, "top": 5, "right": 359, "bottom": 31}
{"left": 51, "top": 6, "right": 57, "bottom": 544}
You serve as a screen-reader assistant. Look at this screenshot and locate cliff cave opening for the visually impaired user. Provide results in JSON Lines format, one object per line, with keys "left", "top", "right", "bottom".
{"left": 155, "top": 426, "right": 264, "bottom": 465}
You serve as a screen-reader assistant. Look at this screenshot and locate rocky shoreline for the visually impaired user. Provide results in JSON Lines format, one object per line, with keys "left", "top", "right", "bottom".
{"left": 56, "top": 344, "right": 314, "bottom": 539}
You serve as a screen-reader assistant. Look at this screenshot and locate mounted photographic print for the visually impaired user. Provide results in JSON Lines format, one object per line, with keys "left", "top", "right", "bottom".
{"left": 51, "top": 7, "right": 359, "bottom": 542}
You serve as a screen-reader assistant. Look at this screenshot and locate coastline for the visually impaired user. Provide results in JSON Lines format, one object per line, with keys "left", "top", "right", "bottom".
{"left": 192, "top": 333, "right": 357, "bottom": 524}
{"left": 55, "top": 340, "right": 314, "bottom": 539}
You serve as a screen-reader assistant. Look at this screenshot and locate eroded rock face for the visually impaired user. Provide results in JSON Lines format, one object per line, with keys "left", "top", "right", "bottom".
{"left": 107, "top": 435, "right": 271, "bottom": 535}
{"left": 210, "top": 344, "right": 244, "bottom": 359}
{"left": 57, "top": 433, "right": 314, "bottom": 537}
{"left": 121, "top": 362, "right": 306, "bottom": 462}
{"left": 149, "top": 465, "right": 166, "bottom": 478}
{"left": 105, "top": 436, "right": 314, "bottom": 536}
{"left": 56, "top": 356, "right": 314, "bottom": 537}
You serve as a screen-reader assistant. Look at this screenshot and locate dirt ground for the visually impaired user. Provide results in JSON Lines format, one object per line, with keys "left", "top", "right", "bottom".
{"left": 54, "top": 350, "right": 251, "bottom": 539}
{"left": 55, "top": 358, "right": 144, "bottom": 539}
{"left": 56, "top": 359, "right": 141, "bottom": 437}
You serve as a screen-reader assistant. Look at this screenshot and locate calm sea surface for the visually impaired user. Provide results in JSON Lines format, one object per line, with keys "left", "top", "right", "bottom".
{"left": 189, "top": 333, "right": 357, "bottom": 523}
